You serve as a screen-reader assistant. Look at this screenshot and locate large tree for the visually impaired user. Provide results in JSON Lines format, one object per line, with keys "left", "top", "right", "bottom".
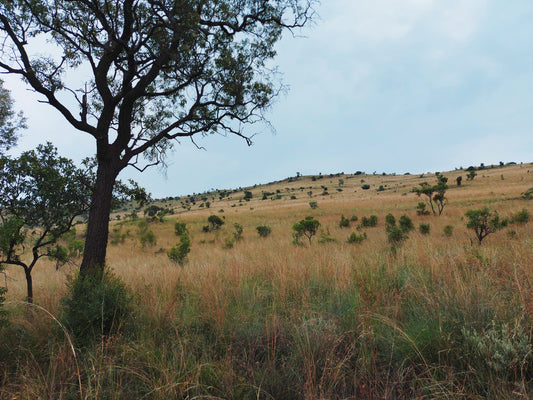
{"left": 0, "top": 0, "right": 315, "bottom": 276}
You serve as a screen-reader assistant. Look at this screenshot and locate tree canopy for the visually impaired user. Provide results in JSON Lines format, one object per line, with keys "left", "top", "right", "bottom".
{"left": 0, "top": 143, "right": 92, "bottom": 303}
{"left": 0, "top": 0, "right": 316, "bottom": 274}
{"left": 0, "top": 79, "right": 25, "bottom": 155}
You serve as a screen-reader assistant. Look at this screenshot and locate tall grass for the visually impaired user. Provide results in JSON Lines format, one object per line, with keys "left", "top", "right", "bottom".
{"left": 1, "top": 165, "right": 532, "bottom": 398}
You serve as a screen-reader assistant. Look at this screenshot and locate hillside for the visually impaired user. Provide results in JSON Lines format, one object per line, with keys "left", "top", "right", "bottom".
{"left": 2, "top": 162, "right": 533, "bottom": 399}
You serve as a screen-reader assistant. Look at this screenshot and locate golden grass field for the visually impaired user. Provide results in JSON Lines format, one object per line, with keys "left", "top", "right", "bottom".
{"left": 2, "top": 163, "right": 533, "bottom": 399}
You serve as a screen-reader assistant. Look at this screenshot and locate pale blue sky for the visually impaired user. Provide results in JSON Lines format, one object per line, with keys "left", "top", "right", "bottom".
{"left": 5, "top": 0, "right": 533, "bottom": 197}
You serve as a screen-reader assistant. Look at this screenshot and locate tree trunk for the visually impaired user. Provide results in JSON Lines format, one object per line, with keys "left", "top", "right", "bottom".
{"left": 24, "top": 268, "right": 33, "bottom": 304}
{"left": 80, "top": 159, "right": 119, "bottom": 277}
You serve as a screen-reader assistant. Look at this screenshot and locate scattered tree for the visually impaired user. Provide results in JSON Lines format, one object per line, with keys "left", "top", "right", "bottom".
{"left": 465, "top": 207, "right": 508, "bottom": 245}
{"left": 293, "top": 216, "right": 320, "bottom": 245}
{"left": 256, "top": 225, "right": 272, "bottom": 238}
{"left": 203, "top": 215, "right": 225, "bottom": 232}
{"left": 0, "top": 0, "right": 316, "bottom": 276}
{"left": 0, "top": 144, "right": 91, "bottom": 303}
{"left": 456, "top": 176, "right": 462, "bottom": 186}
{"left": 413, "top": 173, "right": 448, "bottom": 216}
{"left": 309, "top": 201, "right": 318, "bottom": 209}
{"left": 467, "top": 170, "right": 477, "bottom": 181}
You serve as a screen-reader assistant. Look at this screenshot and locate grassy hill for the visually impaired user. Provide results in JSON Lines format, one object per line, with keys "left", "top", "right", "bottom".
{"left": 2, "top": 163, "right": 533, "bottom": 399}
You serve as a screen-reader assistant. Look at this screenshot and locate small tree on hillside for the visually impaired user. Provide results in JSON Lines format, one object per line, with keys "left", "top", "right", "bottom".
{"left": 293, "top": 216, "right": 320, "bottom": 245}
{"left": 203, "top": 215, "right": 225, "bottom": 232}
{"left": 467, "top": 170, "right": 477, "bottom": 181}
{"left": 465, "top": 207, "right": 508, "bottom": 245}
{"left": 413, "top": 173, "right": 448, "bottom": 216}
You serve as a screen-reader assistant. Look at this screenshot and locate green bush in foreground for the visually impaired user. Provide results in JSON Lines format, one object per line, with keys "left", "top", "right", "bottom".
{"left": 60, "top": 270, "right": 133, "bottom": 347}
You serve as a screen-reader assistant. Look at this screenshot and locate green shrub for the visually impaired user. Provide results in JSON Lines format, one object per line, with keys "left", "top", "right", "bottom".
{"left": 511, "top": 208, "right": 530, "bottom": 224}
{"left": 443, "top": 225, "right": 454, "bottom": 237}
{"left": 419, "top": 223, "right": 430, "bottom": 235}
{"left": 360, "top": 215, "right": 378, "bottom": 227}
{"left": 174, "top": 221, "right": 187, "bottom": 236}
{"left": 223, "top": 236, "right": 235, "bottom": 249}
{"left": 385, "top": 213, "right": 396, "bottom": 230}
{"left": 60, "top": 270, "right": 133, "bottom": 347}
{"left": 309, "top": 201, "right": 318, "bottom": 209}
{"left": 350, "top": 215, "right": 358, "bottom": 222}
{"left": 318, "top": 232, "right": 337, "bottom": 243}
{"left": 168, "top": 231, "right": 191, "bottom": 265}
{"left": 361, "top": 184, "right": 370, "bottom": 190}
{"left": 521, "top": 188, "right": 533, "bottom": 200}
{"left": 339, "top": 214, "right": 350, "bottom": 228}
{"left": 233, "top": 223, "right": 243, "bottom": 241}
{"left": 347, "top": 232, "right": 367, "bottom": 244}
{"left": 110, "top": 226, "right": 127, "bottom": 245}
{"left": 387, "top": 225, "right": 408, "bottom": 246}
{"left": 256, "top": 225, "right": 271, "bottom": 237}
{"left": 399, "top": 215, "right": 414, "bottom": 233}
{"left": 140, "top": 230, "right": 157, "bottom": 247}
{"left": 416, "top": 202, "right": 430, "bottom": 216}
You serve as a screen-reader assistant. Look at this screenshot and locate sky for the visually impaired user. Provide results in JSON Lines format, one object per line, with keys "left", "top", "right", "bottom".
{"left": 4, "top": 0, "right": 533, "bottom": 198}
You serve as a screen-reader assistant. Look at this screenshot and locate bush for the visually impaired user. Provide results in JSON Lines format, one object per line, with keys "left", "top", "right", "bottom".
{"left": 309, "top": 201, "right": 318, "bottom": 209}
{"left": 387, "top": 225, "right": 408, "bottom": 247}
{"left": 168, "top": 231, "right": 191, "bottom": 265}
{"left": 521, "top": 188, "right": 533, "bottom": 200}
{"left": 385, "top": 213, "right": 396, "bottom": 230}
{"left": 511, "top": 208, "right": 530, "bottom": 224}
{"left": 416, "top": 202, "right": 430, "bottom": 216}
{"left": 419, "top": 223, "right": 431, "bottom": 235}
{"left": 174, "top": 221, "right": 187, "bottom": 236}
{"left": 223, "top": 236, "right": 235, "bottom": 249}
{"left": 399, "top": 215, "right": 414, "bottom": 233}
{"left": 233, "top": 223, "right": 243, "bottom": 241}
{"left": 443, "top": 225, "right": 454, "bottom": 237}
{"left": 360, "top": 215, "right": 378, "bottom": 227}
{"left": 361, "top": 184, "right": 370, "bottom": 190}
{"left": 347, "top": 232, "right": 367, "bottom": 244}
{"left": 140, "top": 230, "right": 157, "bottom": 247}
{"left": 256, "top": 225, "right": 271, "bottom": 238}
{"left": 339, "top": 214, "right": 350, "bottom": 228}
{"left": 60, "top": 270, "right": 133, "bottom": 347}
{"left": 204, "top": 215, "right": 224, "bottom": 232}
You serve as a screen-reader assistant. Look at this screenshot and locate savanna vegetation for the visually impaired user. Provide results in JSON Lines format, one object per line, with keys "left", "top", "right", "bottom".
{"left": 1, "top": 163, "right": 532, "bottom": 399}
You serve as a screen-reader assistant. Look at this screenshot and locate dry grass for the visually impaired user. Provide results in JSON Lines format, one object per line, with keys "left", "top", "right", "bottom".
{"left": 1, "top": 164, "right": 533, "bottom": 399}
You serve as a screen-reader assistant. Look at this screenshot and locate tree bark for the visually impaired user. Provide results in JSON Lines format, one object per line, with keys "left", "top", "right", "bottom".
{"left": 24, "top": 268, "right": 33, "bottom": 304}
{"left": 80, "top": 158, "right": 119, "bottom": 277}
